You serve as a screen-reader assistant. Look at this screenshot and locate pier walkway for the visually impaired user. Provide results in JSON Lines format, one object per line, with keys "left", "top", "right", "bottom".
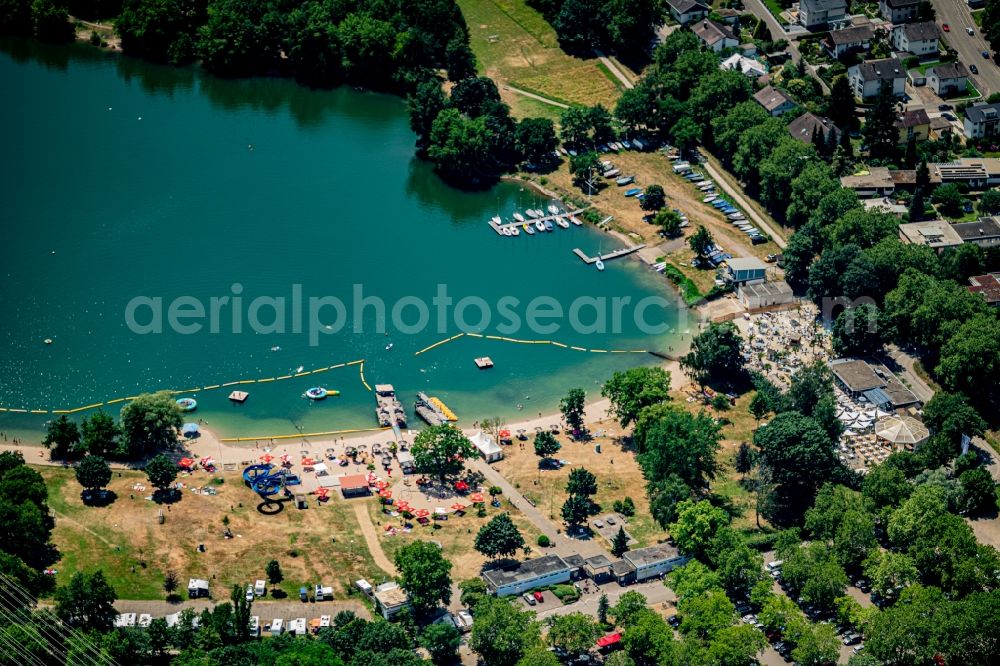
{"left": 488, "top": 208, "right": 588, "bottom": 235}
{"left": 572, "top": 244, "right": 646, "bottom": 264}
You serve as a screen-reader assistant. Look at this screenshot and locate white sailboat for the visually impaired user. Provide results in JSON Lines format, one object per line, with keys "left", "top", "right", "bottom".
{"left": 595, "top": 258, "right": 605, "bottom": 271}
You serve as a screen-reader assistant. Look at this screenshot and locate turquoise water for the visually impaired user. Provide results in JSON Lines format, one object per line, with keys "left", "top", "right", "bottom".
{"left": 0, "top": 40, "right": 685, "bottom": 439}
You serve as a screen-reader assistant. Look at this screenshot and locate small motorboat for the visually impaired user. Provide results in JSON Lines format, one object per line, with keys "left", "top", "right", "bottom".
{"left": 703, "top": 195, "right": 717, "bottom": 203}
{"left": 534, "top": 220, "right": 545, "bottom": 232}
{"left": 544, "top": 220, "right": 554, "bottom": 231}
{"left": 595, "top": 258, "right": 605, "bottom": 271}
{"left": 176, "top": 398, "right": 197, "bottom": 412}
{"left": 385, "top": 343, "right": 394, "bottom": 350}
{"left": 570, "top": 215, "right": 582, "bottom": 226}
{"left": 270, "top": 345, "right": 282, "bottom": 351}
{"left": 547, "top": 204, "right": 561, "bottom": 215}
{"left": 616, "top": 176, "right": 635, "bottom": 186}
{"left": 526, "top": 209, "right": 540, "bottom": 219}
{"left": 556, "top": 217, "right": 570, "bottom": 228}
{"left": 509, "top": 225, "right": 520, "bottom": 236}
{"left": 525, "top": 224, "right": 535, "bottom": 235}
{"left": 624, "top": 187, "right": 642, "bottom": 197}
{"left": 603, "top": 168, "right": 620, "bottom": 178}
{"left": 305, "top": 387, "right": 329, "bottom": 400}
{"left": 501, "top": 226, "right": 511, "bottom": 236}
{"left": 513, "top": 212, "right": 525, "bottom": 222}
{"left": 491, "top": 215, "right": 501, "bottom": 225}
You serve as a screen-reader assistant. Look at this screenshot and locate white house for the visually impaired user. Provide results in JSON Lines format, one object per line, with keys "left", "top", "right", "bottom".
{"left": 964, "top": 102, "right": 1000, "bottom": 139}
{"left": 471, "top": 431, "right": 502, "bottom": 462}
{"left": 880, "top": 0, "right": 921, "bottom": 23}
{"left": 824, "top": 25, "right": 875, "bottom": 59}
{"left": 753, "top": 85, "right": 797, "bottom": 117}
{"left": 691, "top": 19, "right": 738, "bottom": 53}
{"left": 373, "top": 582, "right": 411, "bottom": 619}
{"left": 848, "top": 58, "right": 906, "bottom": 99}
{"left": 799, "top": 0, "right": 848, "bottom": 31}
{"left": 927, "top": 62, "right": 969, "bottom": 97}
{"left": 665, "top": 0, "right": 709, "bottom": 25}
{"left": 720, "top": 53, "right": 767, "bottom": 79}
{"left": 891, "top": 21, "right": 939, "bottom": 56}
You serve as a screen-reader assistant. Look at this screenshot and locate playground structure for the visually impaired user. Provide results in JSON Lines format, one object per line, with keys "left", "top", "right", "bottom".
{"left": 243, "top": 464, "right": 300, "bottom": 513}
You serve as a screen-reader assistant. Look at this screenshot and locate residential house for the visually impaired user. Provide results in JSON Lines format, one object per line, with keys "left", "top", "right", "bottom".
{"left": 927, "top": 62, "right": 969, "bottom": 97}
{"left": 898, "top": 220, "right": 964, "bottom": 252}
{"left": 754, "top": 85, "right": 797, "bottom": 117}
{"left": 879, "top": 0, "right": 922, "bottom": 23}
{"left": 825, "top": 25, "right": 875, "bottom": 59}
{"left": 720, "top": 53, "right": 766, "bottom": 78}
{"left": 932, "top": 158, "right": 1000, "bottom": 188}
{"left": 691, "top": 19, "right": 738, "bottom": 53}
{"left": 799, "top": 0, "right": 848, "bottom": 31}
{"left": 929, "top": 115, "right": 953, "bottom": 139}
{"left": 891, "top": 21, "right": 939, "bottom": 56}
{"left": 482, "top": 555, "right": 573, "bottom": 597}
{"left": 896, "top": 108, "right": 930, "bottom": 143}
{"left": 963, "top": 102, "right": 1000, "bottom": 139}
{"left": 968, "top": 273, "right": 1000, "bottom": 306}
{"left": 848, "top": 58, "right": 906, "bottom": 99}
{"left": 840, "top": 167, "right": 905, "bottom": 198}
{"left": 787, "top": 111, "right": 841, "bottom": 144}
{"left": 954, "top": 217, "right": 1000, "bottom": 248}
{"left": 665, "top": 0, "right": 709, "bottom": 25}
{"left": 722, "top": 257, "right": 766, "bottom": 285}
{"left": 373, "top": 582, "right": 411, "bottom": 619}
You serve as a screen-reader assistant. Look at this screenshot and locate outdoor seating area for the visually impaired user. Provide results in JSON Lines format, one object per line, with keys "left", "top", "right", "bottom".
{"left": 737, "top": 303, "right": 831, "bottom": 389}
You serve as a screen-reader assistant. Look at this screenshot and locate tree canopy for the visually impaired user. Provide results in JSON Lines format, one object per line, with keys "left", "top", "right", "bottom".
{"left": 411, "top": 425, "right": 477, "bottom": 484}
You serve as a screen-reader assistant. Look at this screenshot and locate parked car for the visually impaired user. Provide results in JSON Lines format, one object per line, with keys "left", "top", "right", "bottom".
{"left": 853, "top": 644, "right": 865, "bottom": 654}
{"left": 522, "top": 592, "right": 536, "bottom": 606}
{"left": 533, "top": 591, "right": 544, "bottom": 603}
{"left": 971, "top": 64, "right": 979, "bottom": 74}
{"left": 843, "top": 633, "right": 861, "bottom": 645}
{"left": 667, "top": 614, "right": 682, "bottom": 628}
{"left": 593, "top": 520, "right": 604, "bottom": 529}
{"left": 765, "top": 253, "right": 778, "bottom": 263}
{"left": 942, "top": 23, "right": 950, "bottom": 31}
{"left": 939, "top": 103, "right": 953, "bottom": 111}
{"left": 245, "top": 585, "right": 254, "bottom": 602}
{"left": 606, "top": 516, "right": 616, "bottom": 525}
{"left": 967, "top": 27, "right": 975, "bottom": 35}
{"left": 983, "top": 51, "right": 991, "bottom": 59}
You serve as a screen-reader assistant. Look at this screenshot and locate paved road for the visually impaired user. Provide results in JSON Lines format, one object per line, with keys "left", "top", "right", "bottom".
{"left": 884, "top": 345, "right": 935, "bottom": 404}
{"left": 932, "top": 0, "right": 1000, "bottom": 96}
{"left": 699, "top": 155, "right": 788, "bottom": 250}
{"left": 534, "top": 577, "right": 676, "bottom": 620}
{"left": 739, "top": 0, "right": 829, "bottom": 94}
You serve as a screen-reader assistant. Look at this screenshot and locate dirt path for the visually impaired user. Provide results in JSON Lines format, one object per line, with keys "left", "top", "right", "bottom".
{"left": 593, "top": 50, "right": 634, "bottom": 89}
{"left": 503, "top": 85, "right": 569, "bottom": 109}
{"left": 353, "top": 503, "right": 396, "bottom": 575}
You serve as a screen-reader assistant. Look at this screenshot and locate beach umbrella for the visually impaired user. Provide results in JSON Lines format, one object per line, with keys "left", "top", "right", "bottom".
{"left": 182, "top": 423, "right": 199, "bottom": 437}
{"left": 414, "top": 509, "right": 430, "bottom": 518}
{"left": 396, "top": 500, "right": 411, "bottom": 511}
{"left": 302, "top": 457, "right": 316, "bottom": 466}
{"left": 375, "top": 480, "right": 389, "bottom": 491}
{"left": 454, "top": 480, "right": 469, "bottom": 492}
{"left": 379, "top": 489, "right": 393, "bottom": 499}
{"left": 435, "top": 507, "right": 447, "bottom": 515}
{"left": 451, "top": 503, "right": 466, "bottom": 511}
{"left": 259, "top": 454, "right": 274, "bottom": 464}
{"left": 875, "top": 415, "right": 929, "bottom": 447}
{"left": 499, "top": 429, "right": 511, "bottom": 439}
{"left": 470, "top": 493, "right": 485, "bottom": 503}
{"left": 178, "top": 457, "right": 195, "bottom": 469}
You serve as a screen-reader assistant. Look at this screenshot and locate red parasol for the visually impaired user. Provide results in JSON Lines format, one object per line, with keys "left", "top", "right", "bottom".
{"left": 454, "top": 480, "right": 469, "bottom": 492}
{"left": 379, "top": 489, "right": 393, "bottom": 499}
{"left": 414, "top": 508, "right": 430, "bottom": 518}
{"left": 450, "top": 503, "right": 466, "bottom": 511}
{"left": 470, "top": 493, "right": 485, "bottom": 503}
{"left": 375, "top": 480, "right": 389, "bottom": 491}
{"left": 178, "top": 457, "right": 195, "bottom": 469}
{"left": 395, "top": 501, "right": 411, "bottom": 511}
{"left": 499, "top": 429, "right": 511, "bottom": 439}
{"left": 302, "top": 457, "right": 316, "bottom": 466}
{"left": 259, "top": 454, "right": 274, "bottom": 464}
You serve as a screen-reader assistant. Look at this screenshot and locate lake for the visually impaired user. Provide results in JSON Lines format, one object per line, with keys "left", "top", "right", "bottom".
{"left": 0, "top": 39, "right": 686, "bottom": 440}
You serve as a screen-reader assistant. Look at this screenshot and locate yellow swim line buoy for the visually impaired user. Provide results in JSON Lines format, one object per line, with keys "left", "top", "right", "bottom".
{"left": 412, "top": 332, "right": 649, "bottom": 357}
{"left": 0, "top": 357, "right": 365, "bottom": 416}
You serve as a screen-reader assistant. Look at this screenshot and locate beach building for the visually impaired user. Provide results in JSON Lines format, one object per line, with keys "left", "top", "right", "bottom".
{"left": 875, "top": 415, "right": 930, "bottom": 449}
{"left": 799, "top": 0, "right": 848, "bottom": 30}
{"left": 583, "top": 554, "right": 615, "bottom": 583}
{"left": 614, "top": 544, "right": 689, "bottom": 585}
{"left": 954, "top": 217, "right": 1000, "bottom": 249}
{"left": 880, "top": 0, "right": 921, "bottom": 23}
{"left": 396, "top": 449, "right": 416, "bottom": 474}
{"left": 691, "top": 19, "right": 738, "bottom": 53}
{"left": 738, "top": 281, "right": 795, "bottom": 309}
{"left": 338, "top": 473, "right": 371, "bottom": 498}
{"left": 848, "top": 58, "right": 906, "bottom": 100}
{"left": 898, "top": 220, "right": 964, "bottom": 252}
{"left": 825, "top": 25, "right": 875, "bottom": 58}
{"left": 891, "top": 21, "right": 939, "bottom": 56}
{"left": 188, "top": 578, "right": 209, "bottom": 599}
{"left": 964, "top": 103, "right": 1000, "bottom": 139}
{"left": 830, "top": 359, "right": 920, "bottom": 409}
{"left": 722, "top": 257, "right": 767, "bottom": 285}
{"left": 665, "top": 0, "right": 709, "bottom": 25}
{"left": 754, "top": 86, "right": 797, "bottom": 117}
{"left": 471, "top": 431, "right": 503, "bottom": 462}
{"left": 374, "top": 582, "right": 411, "bottom": 619}
{"left": 968, "top": 273, "right": 1000, "bottom": 306}
{"left": 482, "top": 555, "right": 573, "bottom": 597}
{"left": 788, "top": 112, "right": 841, "bottom": 144}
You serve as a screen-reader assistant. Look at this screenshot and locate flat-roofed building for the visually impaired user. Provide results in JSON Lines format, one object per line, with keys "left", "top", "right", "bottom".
{"left": 619, "top": 544, "right": 689, "bottom": 584}
{"left": 898, "top": 220, "right": 964, "bottom": 252}
{"left": 968, "top": 273, "right": 1000, "bottom": 306}
{"left": 723, "top": 257, "right": 767, "bottom": 285}
{"left": 373, "top": 582, "right": 411, "bottom": 619}
{"left": 954, "top": 216, "right": 1000, "bottom": 248}
{"left": 482, "top": 555, "right": 572, "bottom": 597}
{"left": 738, "top": 281, "right": 795, "bottom": 309}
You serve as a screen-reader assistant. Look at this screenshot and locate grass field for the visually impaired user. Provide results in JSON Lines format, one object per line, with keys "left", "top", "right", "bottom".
{"left": 456, "top": 0, "right": 623, "bottom": 118}
{"left": 40, "top": 467, "right": 384, "bottom": 601}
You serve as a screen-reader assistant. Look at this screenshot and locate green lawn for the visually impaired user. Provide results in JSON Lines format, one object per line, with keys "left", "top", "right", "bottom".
{"left": 972, "top": 9, "right": 983, "bottom": 27}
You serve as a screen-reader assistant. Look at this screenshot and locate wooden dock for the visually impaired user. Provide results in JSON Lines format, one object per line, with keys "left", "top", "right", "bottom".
{"left": 573, "top": 244, "right": 646, "bottom": 265}
{"left": 488, "top": 208, "right": 588, "bottom": 236}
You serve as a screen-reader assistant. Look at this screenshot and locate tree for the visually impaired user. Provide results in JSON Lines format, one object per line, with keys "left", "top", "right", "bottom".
{"left": 712, "top": 530, "right": 765, "bottom": 597}
{"left": 748, "top": 392, "right": 770, "bottom": 427}
{"left": 655, "top": 208, "right": 683, "bottom": 237}
{"left": 863, "top": 82, "right": 899, "bottom": 161}
{"left": 832, "top": 304, "right": 883, "bottom": 356}
{"left": 611, "top": 526, "right": 630, "bottom": 557}
{"left": 939, "top": 243, "right": 986, "bottom": 283}
{"left": 734, "top": 442, "right": 754, "bottom": 480}
{"left": 547, "top": 612, "right": 601, "bottom": 657}
{"left": 786, "top": 161, "right": 838, "bottom": 228}
{"left": 559, "top": 388, "right": 586, "bottom": 433}
{"left": 119, "top": 391, "right": 181, "bottom": 459}
{"left": 601, "top": 366, "right": 672, "bottom": 427}
{"left": 265, "top": 559, "right": 283, "bottom": 588}
{"left": 560, "top": 104, "right": 595, "bottom": 146}
{"left": 144, "top": 453, "right": 177, "bottom": 492}
{"left": 610, "top": 590, "right": 649, "bottom": 627}
{"left": 648, "top": 473, "right": 692, "bottom": 529}
{"left": 395, "top": 541, "right": 452, "bottom": 615}
{"left": 459, "top": 578, "right": 488, "bottom": 611}
{"left": 688, "top": 224, "right": 714, "bottom": 258}
{"left": 759, "top": 139, "right": 814, "bottom": 213}
{"left": 566, "top": 467, "right": 597, "bottom": 497}
{"left": 636, "top": 405, "right": 722, "bottom": 488}
{"left": 932, "top": 183, "right": 965, "bottom": 217}
{"left": 569, "top": 150, "right": 600, "bottom": 192}
{"left": 163, "top": 570, "right": 179, "bottom": 596}
{"left": 407, "top": 79, "right": 447, "bottom": 149}
{"left": 421, "top": 622, "right": 461, "bottom": 665}
{"left": 826, "top": 75, "right": 857, "bottom": 131}
{"left": 561, "top": 493, "right": 590, "bottom": 528}
{"left": 621, "top": 608, "right": 675, "bottom": 665}
{"left": 533, "top": 431, "right": 561, "bottom": 462}
{"left": 681, "top": 322, "right": 745, "bottom": 390}
{"left": 515, "top": 117, "right": 557, "bottom": 167}
{"left": 863, "top": 550, "right": 919, "bottom": 599}
{"left": 668, "top": 499, "right": 729, "bottom": 559}
{"left": 792, "top": 622, "right": 840, "bottom": 666}
{"left": 936, "top": 314, "right": 1000, "bottom": 415}
{"left": 516, "top": 647, "right": 561, "bottom": 666}
{"left": 411, "top": 425, "right": 478, "bottom": 485}
{"left": 712, "top": 101, "right": 770, "bottom": 164}
{"left": 427, "top": 109, "right": 498, "bottom": 185}
{"left": 979, "top": 189, "right": 1000, "bottom": 215}
{"left": 959, "top": 467, "right": 997, "bottom": 515}
{"left": 640, "top": 184, "right": 665, "bottom": 211}
{"left": 54, "top": 570, "right": 118, "bottom": 631}
{"left": 677, "top": 588, "right": 737, "bottom": 640}
{"left": 474, "top": 513, "right": 525, "bottom": 559}
{"left": 285, "top": 2, "right": 343, "bottom": 88}
{"left": 80, "top": 411, "right": 119, "bottom": 458}
{"left": 450, "top": 76, "right": 501, "bottom": 118}
{"left": 42, "top": 414, "right": 81, "bottom": 459}
{"left": 597, "top": 593, "right": 609, "bottom": 625}
{"left": 75, "top": 455, "right": 112, "bottom": 498}
{"left": 446, "top": 32, "right": 477, "bottom": 81}
{"left": 469, "top": 597, "right": 541, "bottom": 666}
{"left": 920, "top": 392, "right": 986, "bottom": 450}
{"left": 230, "top": 582, "right": 252, "bottom": 643}
{"left": 707, "top": 624, "right": 768, "bottom": 666}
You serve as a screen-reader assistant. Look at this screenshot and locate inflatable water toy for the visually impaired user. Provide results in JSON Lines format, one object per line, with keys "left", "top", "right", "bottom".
{"left": 305, "top": 387, "right": 328, "bottom": 400}
{"left": 176, "top": 397, "right": 197, "bottom": 412}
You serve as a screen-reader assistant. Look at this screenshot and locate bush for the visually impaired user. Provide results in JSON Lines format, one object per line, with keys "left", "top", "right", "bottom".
{"left": 551, "top": 584, "right": 579, "bottom": 603}
{"left": 489, "top": 486, "right": 503, "bottom": 496}
{"left": 537, "top": 535, "right": 551, "bottom": 547}
{"left": 613, "top": 496, "right": 636, "bottom": 517}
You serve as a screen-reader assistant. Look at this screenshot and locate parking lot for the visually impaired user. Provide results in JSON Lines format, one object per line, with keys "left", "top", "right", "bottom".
{"left": 589, "top": 514, "right": 636, "bottom": 547}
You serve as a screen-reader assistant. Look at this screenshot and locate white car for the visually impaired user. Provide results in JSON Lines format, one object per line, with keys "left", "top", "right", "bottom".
{"left": 594, "top": 520, "right": 604, "bottom": 529}
{"left": 522, "top": 592, "right": 536, "bottom": 606}
{"left": 245, "top": 585, "right": 254, "bottom": 602}
{"left": 967, "top": 27, "right": 975, "bottom": 36}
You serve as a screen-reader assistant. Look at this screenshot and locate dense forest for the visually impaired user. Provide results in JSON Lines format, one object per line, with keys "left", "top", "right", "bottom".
{"left": 527, "top": 0, "right": 662, "bottom": 56}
